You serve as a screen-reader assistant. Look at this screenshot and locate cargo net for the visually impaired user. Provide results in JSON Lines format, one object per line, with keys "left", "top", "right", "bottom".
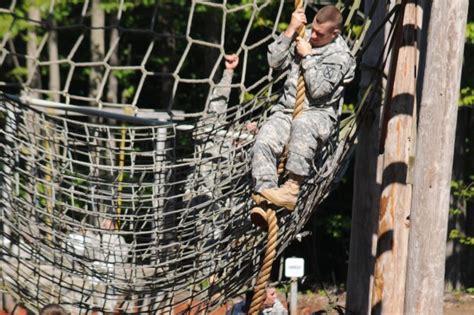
{"left": 0, "top": 0, "right": 399, "bottom": 313}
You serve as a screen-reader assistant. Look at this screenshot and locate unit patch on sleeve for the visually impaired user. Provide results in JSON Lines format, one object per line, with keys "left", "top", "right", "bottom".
{"left": 322, "top": 64, "right": 342, "bottom": 83}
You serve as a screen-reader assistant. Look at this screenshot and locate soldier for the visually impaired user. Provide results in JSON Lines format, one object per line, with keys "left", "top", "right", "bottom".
{"left": 206, "top": 54, "right": 240, "bottom": 127}
{"left": 252, "top": 5, "right": 356, "bottom": 210}
{"left": 39, "top": 304, "right": 68, "bottom": 315}
{"left": 185, "top": 54, "right": 257, "bottom": 201}
{"left": 184, "top": 54, "right": 240, "bottom": 201}
{"left": 227, "top": 286, "right": 287, "bottom": 315}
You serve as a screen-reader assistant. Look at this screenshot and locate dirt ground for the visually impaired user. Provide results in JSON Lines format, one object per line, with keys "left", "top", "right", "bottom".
{"left": 272, "top": 290, "right": 474, "bottom": 314}
{"left": 443, "top": 292, "right": 474, "bottom": 315}
{"left": 3, "top": 290, "right": 473, "bottom": 314}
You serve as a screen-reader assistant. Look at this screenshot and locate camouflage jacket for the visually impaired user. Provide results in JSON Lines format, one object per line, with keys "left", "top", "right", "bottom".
{"left": 267, "top": 30, "right": 356, "bottom": 119}
{"left": 193, "top": 68, "right": 234, "bottom": 138}
{"left": 206, "top": 68, "right": 234, "bottom": 126}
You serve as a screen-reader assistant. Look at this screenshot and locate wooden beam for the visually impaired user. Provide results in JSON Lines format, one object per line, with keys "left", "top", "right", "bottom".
{"left": 346, "top": 0, "right": 387, "bottom": 313}
{"left": 404, "top": 1, "right": 469, "bottom": 314}
{"left": 371, "top": 1, "right": 422, "bottom": 314}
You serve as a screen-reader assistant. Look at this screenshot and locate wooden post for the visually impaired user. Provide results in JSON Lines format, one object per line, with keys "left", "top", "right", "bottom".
{"left": 371, "top": 1, "right": 422, "bottom": 314}
{"left": 404, "top": 1, "right": 469, "bottom": 314}
{"left": 346, "top": 1, "right": 386, "bottom": 313}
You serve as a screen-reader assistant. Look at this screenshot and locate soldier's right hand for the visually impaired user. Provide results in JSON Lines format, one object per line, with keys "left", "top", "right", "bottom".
{"left": 288, "top": 8, "right": 307, "bottom": 32}
{"left": 224, "top": 54, "right": 239, "bottom": 70}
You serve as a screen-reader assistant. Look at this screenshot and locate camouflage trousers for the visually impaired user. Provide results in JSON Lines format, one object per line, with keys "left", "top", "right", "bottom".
{"left": 251, "top": 109, "right": 335, "bottom": 193}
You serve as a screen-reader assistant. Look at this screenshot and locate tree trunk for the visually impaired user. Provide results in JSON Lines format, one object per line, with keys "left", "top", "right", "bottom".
{"left": 48, "top": 19, "right": 60, "bottom": 102}
{"left": 404, "top": 1, "right": 468, "bottom": 314}
{"left": 106, "top": 12, "right": 119, "bottom": 105}
{"left": 90, "top": 0, "right": 105, "bottom": 108}
{"left": 203, "top": 9, "right": 220, "bottom": 83}
{"left": 445, "top": 106, "right": 468, "bottom": 291}
{"left": 27, "top": 6, "right": 41, "bottom": 98}
{"left": 371, "top": 1, "right": 422, "bottom": 314}
{"left": 463, "top": 107, "right": 474, "bottom": 287}
{"left": 157, "top": 3, "right": 174, "bottom": 110}
{"left": 346, "top": 1, "right": 386, "bottom": 313}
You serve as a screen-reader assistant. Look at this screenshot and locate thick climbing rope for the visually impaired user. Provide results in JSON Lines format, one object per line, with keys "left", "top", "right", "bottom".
{"left": 247, "top": 210, "right": 279, "bottom": 314}
{"left": 248, "top": 0, "right": 306, "bottom": 313}
{"left": 277, "top": 0, "right": 306, "bottom": 174}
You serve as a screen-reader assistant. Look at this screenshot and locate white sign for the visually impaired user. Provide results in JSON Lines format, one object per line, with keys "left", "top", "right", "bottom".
{"left": 285, "top": 257, "right": 305, "bottom": 278}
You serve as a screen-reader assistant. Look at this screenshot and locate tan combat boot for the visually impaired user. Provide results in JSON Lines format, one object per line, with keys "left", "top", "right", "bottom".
{"left": 260, "top": 174, "right": 303, "bottom": 210}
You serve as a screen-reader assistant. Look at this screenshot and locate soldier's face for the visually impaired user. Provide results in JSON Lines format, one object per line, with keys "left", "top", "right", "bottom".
{"left": 263, "top": 288, "right": 277, "bottom": 307}
{"left": 310, "top": 21, "right": 338, "bottom": 47}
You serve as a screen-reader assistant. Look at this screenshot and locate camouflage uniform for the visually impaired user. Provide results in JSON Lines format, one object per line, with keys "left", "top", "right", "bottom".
{"left": 184, "top": 69, "right": 234, "bottom": 200}
{"left": 182, "top": 69, "right": 237, "bottom": 276}
{"left": 261, "top": 299, "right": 288, "bottom": 315}
{"left": 229, "top": 296, "right": 288, "bottom": 315}
{"left": 252, "top": 31, "right": 356, "bottom": 192}
{"left": 206, "top": 69, "right": 234, "bottom": 125}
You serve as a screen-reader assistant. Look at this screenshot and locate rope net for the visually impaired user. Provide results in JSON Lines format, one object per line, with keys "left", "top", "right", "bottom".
{"left": 0, "top": 0, "right": 398, "bottom": 313}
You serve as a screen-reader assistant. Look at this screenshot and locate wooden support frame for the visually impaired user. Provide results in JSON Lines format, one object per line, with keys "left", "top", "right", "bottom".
{"left": 371, "top": 1, "right": 422, "bottom": 313}
{"left": 404, "top": 1, "right": 469, "bottom": 314}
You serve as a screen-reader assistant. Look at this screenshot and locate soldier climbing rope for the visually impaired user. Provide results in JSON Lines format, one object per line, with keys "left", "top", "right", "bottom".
{"left": 0, "top": 0, "right": 399, "bottom": 313}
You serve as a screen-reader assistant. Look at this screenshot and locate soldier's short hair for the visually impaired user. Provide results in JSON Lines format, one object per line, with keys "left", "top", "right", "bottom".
{"left": 39, "top": 304, "right": 68, "bottom": 315}
{"left": 315, "top": 5, "right": 343, "bottom": 31}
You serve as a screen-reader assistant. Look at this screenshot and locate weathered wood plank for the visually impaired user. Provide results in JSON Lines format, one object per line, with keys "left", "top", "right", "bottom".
{"left": 371, "top": 1, "right": 422, "bottom": 314}
{"left": 346, "top": 0, "right": 386, "bottom": 313}
{"left": 404, "top": 1, "right": 469, "bottom": 314}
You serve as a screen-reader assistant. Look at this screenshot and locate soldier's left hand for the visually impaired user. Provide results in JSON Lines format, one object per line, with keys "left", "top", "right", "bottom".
{"left": 295, "top": 36, "right": 312, "bottom": 57}
{"left": 245, "top": 121, "right": 258, "bottom": 135}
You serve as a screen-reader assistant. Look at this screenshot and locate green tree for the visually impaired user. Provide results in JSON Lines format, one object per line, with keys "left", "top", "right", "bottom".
{"left": 446, "top": 7, "right": 474, "bottom": 291}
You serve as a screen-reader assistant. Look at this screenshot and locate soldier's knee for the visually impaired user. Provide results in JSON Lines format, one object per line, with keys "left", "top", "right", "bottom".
{"left": 255, "top": 133, "right": 285, "bottom": 154}
{"left": 292, "top": 116, "right": 316, "bottom": 136}
{"left": 253, "top": 138, "right": 271, "bottom": 153}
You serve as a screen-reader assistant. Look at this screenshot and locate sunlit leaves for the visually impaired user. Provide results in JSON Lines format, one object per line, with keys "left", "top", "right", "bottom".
{"left": 466, "top": 22, "right": 474, "bottom": 43}
{"left": 460, "top": 87, "right": 474, "bottom": 107}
